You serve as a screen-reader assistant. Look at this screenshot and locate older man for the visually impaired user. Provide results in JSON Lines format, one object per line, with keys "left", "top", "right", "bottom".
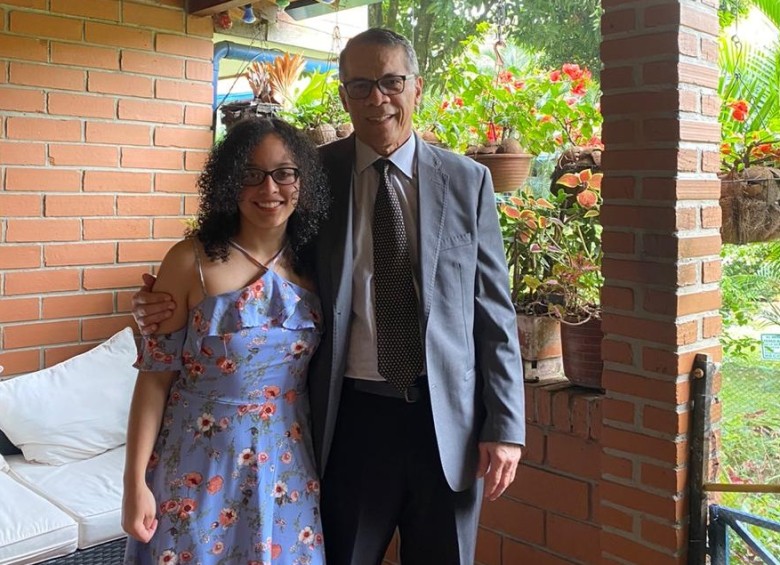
{"left": 133, "top": 28, "right": 524, "bottom": 565}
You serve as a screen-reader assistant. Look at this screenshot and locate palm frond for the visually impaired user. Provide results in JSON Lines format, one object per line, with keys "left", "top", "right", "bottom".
{"left": 751, "top": 0, "right": 780, "bottom": 29}
{"left": 719, "top": 34, "right": 780, "bottom": 133}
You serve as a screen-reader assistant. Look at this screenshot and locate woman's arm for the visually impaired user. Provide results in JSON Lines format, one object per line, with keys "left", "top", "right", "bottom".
{"left": 121, "top": 240, "right": 196, "bottom": 542}
{"left": 122, "top": 370, "right": 177, "bottom": 542}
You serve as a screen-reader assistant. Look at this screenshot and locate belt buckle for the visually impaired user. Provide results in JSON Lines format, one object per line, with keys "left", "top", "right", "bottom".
{"left": 403, "top": 385, "right": 419, "bottom": 403}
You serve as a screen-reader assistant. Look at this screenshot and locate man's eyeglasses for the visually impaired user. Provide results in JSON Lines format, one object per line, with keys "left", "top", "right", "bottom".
{"left": 341, "top": 74, "right": 415, "bottom": 100}
{"left": 242, "top": 167, "right": 300, "bottom": 186}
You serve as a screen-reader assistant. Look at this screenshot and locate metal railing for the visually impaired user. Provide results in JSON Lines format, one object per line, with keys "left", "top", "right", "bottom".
{"left": 709, "top": 505, "right": 780, "bottom": 565}
{"left": 687, "top": 354, "right": 780, "bottom": 564}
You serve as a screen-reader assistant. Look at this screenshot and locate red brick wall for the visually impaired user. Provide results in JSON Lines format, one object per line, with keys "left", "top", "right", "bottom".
{"left": 477, "top": 382, "right": 603, "bottom": 564}
{"left": 597, "top": 0, "right": 721, "bottom": 562}
{"left": 0, "top": 0, "right": 214, "bottom": 375}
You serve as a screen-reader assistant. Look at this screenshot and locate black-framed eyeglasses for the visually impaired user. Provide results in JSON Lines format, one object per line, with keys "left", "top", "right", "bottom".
{"left": 242, "top": 167, "right": 300, "bottom": 186}
{"left": 341, "top": 74, "right": 415, "bottom": 100}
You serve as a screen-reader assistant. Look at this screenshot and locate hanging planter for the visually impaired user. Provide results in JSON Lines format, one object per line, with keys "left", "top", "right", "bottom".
{"left": 220, "top": 53, "right": 302, "bottom": 131}
{"left": 304, "top": 123, "right": 337, "bottom": 146}
{"left": 472, "top": 152, "right": 533, "bottom": 192}
{"left": 720, "top": 167, "right": 780, "bottom": 244}
{"left": 220, "top": 100, "right": 281, "bottom": 131}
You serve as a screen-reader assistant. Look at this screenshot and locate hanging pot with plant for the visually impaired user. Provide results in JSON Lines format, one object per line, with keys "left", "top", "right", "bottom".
{"left": 279, "top": 69, "right": 351, "bottom": 146}
{"left": 470, "top": 140, "right": 534, "bottom": 193}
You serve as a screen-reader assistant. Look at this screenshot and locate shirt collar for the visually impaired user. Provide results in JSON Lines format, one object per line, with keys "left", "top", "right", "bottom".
{"left": 355, "top": 134, "right": 416, "bottom": 180}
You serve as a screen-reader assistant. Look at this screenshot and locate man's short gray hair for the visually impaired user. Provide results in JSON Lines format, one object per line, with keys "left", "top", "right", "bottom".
{"left": 339, "top": 27, "right": 420, "bottom": 79}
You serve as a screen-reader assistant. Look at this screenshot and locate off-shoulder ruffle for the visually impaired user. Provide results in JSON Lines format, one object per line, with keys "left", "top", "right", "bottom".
{"left": 134, "top": 327, "right": 186, "bottom": 372}
{"left": 197, "top": 270, "right": 321, "bottom": 338}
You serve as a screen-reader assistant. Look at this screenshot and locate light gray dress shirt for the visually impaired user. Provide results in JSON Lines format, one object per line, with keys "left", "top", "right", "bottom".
{"left": 345, "top": 135, "right": 423, "bottom": 382}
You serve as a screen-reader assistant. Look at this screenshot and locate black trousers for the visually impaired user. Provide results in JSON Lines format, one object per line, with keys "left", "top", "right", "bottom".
{"left": 320, "top": 380, "right": 482, "bottom": 565}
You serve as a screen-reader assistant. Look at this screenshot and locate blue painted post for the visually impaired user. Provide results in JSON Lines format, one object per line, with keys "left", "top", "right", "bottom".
{"left": 709, "top": 505, "right": 729, "bottom": 565}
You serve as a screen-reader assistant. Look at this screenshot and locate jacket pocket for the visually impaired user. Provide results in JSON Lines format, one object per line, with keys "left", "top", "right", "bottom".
{"left": 440, "top": 232, "right": 472, "bottom": 251}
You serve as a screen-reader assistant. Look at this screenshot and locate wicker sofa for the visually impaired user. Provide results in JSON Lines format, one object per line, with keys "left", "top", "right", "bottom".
{"left": 0, "top": 328, "right": 137, "bottom": 564}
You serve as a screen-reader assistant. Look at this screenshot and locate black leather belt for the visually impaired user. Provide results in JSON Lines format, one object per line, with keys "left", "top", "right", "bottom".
{"left": 345, "top": 377, "right": 427, "bottom": 403}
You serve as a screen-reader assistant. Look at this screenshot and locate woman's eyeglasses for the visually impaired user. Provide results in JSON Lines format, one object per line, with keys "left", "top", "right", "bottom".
{"left": 341, "top": 74, "right": 415, "bottom": 100}
{"left": 242, "top": 167, "right": 300, "bottom": 186}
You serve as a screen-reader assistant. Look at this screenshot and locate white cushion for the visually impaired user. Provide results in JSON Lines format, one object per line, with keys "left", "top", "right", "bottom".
{"left": 7, "top": 447, "right": 126, "bottom": 549}
{"left": 0, "top": 453, "right": 7, "bottom": 472}
{"left": 0, "top": 471, "right": 78, "bottom": 565}
{"left": 0, "top": 327, "right": 138, "bottom": 465}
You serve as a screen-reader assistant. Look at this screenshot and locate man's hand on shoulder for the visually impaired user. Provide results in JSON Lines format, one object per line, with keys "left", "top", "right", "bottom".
{"left": 477, "top": 442, "right": 523, "bottom": 501}
{"left": 132, "top": 273, "right": 175, "bottom": 335}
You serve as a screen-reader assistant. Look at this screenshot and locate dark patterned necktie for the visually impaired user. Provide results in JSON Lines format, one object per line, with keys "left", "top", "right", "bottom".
{"left": 372, "top": 159, "right": 423, "bottom": 391}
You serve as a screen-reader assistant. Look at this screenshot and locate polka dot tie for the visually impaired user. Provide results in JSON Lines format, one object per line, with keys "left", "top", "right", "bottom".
{"left": 372, "top": 159, "right": 423, "bottom": 392}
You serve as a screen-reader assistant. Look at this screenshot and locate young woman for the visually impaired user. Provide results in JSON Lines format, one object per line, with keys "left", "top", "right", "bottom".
{"left": 122, "top": 118, "right": 329, "bottom": 565}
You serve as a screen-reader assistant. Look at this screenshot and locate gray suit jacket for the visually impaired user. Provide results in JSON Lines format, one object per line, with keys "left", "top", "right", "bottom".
{"left": 309, "top": 133, "right": 525, "bottom": 492}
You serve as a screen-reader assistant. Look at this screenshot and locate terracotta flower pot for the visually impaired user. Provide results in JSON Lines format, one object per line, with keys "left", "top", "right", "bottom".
{"left": 560, "top": 317, "right": 604, "bottom": 390}
{"left": 472, "top": 153, "right": 534, "bottom": 192}
{"left": 516, "top": 314, "right": 562, "bottom": 360}
{"left": 516, "top": 314, "right": 563, "bottom": 382}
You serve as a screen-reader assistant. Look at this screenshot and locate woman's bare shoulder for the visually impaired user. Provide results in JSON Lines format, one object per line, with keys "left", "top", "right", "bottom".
{"left": 154, "top": 238, "right": 200, "bottom": 294}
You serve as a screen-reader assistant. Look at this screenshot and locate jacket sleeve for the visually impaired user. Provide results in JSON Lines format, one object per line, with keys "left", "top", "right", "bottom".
{"left": 472, "top": 167, "right": 526, "bottom": 446}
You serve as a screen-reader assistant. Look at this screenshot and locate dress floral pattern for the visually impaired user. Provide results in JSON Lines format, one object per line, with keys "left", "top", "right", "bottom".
{"left": 124, "top": 268, "right": 324, "bottom": 565}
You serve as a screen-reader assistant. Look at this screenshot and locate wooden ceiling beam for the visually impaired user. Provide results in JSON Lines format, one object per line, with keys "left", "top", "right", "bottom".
{"left": 186, "top": 0, "right": 250, "bottom": 16}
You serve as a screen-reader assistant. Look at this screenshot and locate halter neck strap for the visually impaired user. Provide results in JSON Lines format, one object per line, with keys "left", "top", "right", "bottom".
{"left": 228, "top": 239, "right": 287, "bottom": 270}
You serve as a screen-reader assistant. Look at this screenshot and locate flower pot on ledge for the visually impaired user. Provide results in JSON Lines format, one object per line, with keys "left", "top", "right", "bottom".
{"left": 471, "top": 152, "right": 533, "bottom": 192}
{"left": 560, "top": 317, "right": 604, "bottom": 390}
{"left": 516, "top": 314, "right": 563, "bottom": 382}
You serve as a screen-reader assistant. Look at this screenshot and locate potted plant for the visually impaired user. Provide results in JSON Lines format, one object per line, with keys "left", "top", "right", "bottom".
{"left": 281, "top": 70, "right": 352, "bottom": 146}
{"left": 541, "top": 168, "right": 604, "bottom": 389}
{"left": 220, "top": 52, "right": 305, "bottom": 131}
{"left": 719, "top": 100, "right": 780, "bottom": 245}
{"left": 418, "top": 30, "right": 602, "bottom": 192}
{"left": 498, "top": 189, "right": 567, "bottom": 380}
{"left": 423, "top": 44, "right": 535, "bottom": 191}
{"left": 498, "top": 165, "right": 603, "bottom": 385}
{"left": 499, "top": 167, "right": 604, "bottom": 387}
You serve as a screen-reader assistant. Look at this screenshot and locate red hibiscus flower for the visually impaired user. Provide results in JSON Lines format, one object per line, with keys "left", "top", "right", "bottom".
{"left": 727, "top": 99, "right": 748, "bottom": 122}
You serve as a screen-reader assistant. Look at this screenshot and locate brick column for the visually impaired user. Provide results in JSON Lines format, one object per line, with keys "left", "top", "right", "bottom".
{"left": 599, "top": 0, "right": 721, "bottom": 562}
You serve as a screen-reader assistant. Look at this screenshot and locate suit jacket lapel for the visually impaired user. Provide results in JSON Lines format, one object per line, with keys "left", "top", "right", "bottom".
{"left": 415, "top": 135, "right": 449, "bottom": 321}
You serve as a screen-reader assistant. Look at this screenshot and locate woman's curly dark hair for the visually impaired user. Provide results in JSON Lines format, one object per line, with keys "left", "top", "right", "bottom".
{"left": 191, "top": 118, "right": 330, "bottom": 276}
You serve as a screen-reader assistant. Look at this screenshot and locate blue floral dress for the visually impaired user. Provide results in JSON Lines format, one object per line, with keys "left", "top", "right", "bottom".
{"left": 124, "top": 251, "right": 325, "bottom": 565}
